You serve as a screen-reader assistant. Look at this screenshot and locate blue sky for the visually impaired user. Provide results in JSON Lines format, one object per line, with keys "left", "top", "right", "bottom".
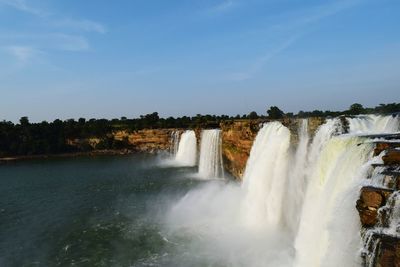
{"left": 0, "top": 0, "right": 399, "bottom": 122}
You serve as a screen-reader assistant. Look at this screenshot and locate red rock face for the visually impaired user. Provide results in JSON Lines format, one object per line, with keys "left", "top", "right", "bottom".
{"left": 383, "top": 149, "right": 400, "bottom": 166}
{"left": 114, "top": 129, "right": 176, "bottom": 152}
{"left": 374, "top": 143, "right": 400, "bottom": 156}
{"left": 356, "top": 187, "right": 394, "bottom": 227}
{"left": 219, "top": 117, "right": 325, "bottom": 179}
{"left": 378, "top": 239, "right": 400, "bottom": 267}
{"left": 358, "top": 141, "right": 400, "bottom": 267}
{"left": 363, "top": 232, "right": 400, "bottom": 267}
{"left": 220, "top": 120, "right": 260, "bottom": 179}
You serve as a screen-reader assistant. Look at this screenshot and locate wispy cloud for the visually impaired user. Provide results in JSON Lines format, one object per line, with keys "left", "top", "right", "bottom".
{"left": 54, "top": 19, "right": 107, "bottom": 34}
{"left": 6, "top": 45, "right": 37, "bottom": 61}
{"left": 2, "top": 45, "right": 44, "bottom": 69}
{"left": 0, "top": 33, "right": 91, "bottom": 52}
{"left": 0, "top": 0, "right": 48, "bottom": 16}
{"left": 209, "top": 0, "right": 237, "bottom": 13}
{"left": 226, "top": 0, "right": 362, "bottom": 81}
{"left": 269, "top": 0, "right": 361, "bottom": 32}
{"left": 227, "top": 35, "right": 300, "bottom": 81}
{"left": 53, "top": 34, "right": 90, "bottom": 51}
{"left": 0, "top": 0, "right": 106, "bottom": 68}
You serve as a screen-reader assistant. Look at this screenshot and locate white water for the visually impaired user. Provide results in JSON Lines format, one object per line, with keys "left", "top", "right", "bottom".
{"left": 163, "top": 114, "right": 399, "bottom": 267}
{"left": 385, "top": 192, "right": 400, "bottom": 236}
{"left": 241, "top": 121, "right": 291, "bottom": 229}
{"left": 285, "top": 119, "right": 310, "bottom": 233}
{"left": 174, "top": 130, "right": 197, "bottom": 166}
{"left": 347, "top": 114, "right": 400, "bottom": 134}
{"left": 294, "top": 136, "right": 374, "bottom": 267}
{"left": 198, "top": 129, "right": 224, "bottom": 178}
{"left": 170, "top": 131, "right": 180, "bottom": 156}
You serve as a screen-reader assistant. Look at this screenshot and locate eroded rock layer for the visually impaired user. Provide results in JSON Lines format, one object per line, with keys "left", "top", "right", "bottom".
{"left": 358, "top": 138, "right": 400, "bottom": 267}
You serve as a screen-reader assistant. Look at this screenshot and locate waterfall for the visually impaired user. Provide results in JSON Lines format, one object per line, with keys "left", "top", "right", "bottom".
{"left": 347, "top": 114, "right": 400, "bottom": 134}
{"left": 238, "top": 114, "right": 398, "bottom": 265}
{"left": 164, "top": 114, "right": 399, "bottom": 266}
{"left": 241, "top": 121, "right": 291, "bottom": 229}
{"left": 285, "top": 119, "right": 310, "bottom": 233}
{"left": 294, "top": 136, "right": 374, "bottom": 267}
{"left": 293, "top": 115, "right": 400, "bottom": 266}
{"left": 170, "top": 131, "right": 180, "bottom": 156}
{"left": 198, "top": 129, "right": 224, "bottom": 178}
{"left": 175, "top": 130, "right": 197, "bottom": 166}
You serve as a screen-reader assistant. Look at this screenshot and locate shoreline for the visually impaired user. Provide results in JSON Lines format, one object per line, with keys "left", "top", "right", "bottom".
{"left": 0, "top": 149, "right": 138, "bottom": 163}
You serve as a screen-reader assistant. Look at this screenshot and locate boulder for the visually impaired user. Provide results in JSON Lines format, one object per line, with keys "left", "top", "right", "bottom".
{"left": 374, "top": 142, "right": 400, "bottom": 156}
{"left": 375, "top": 234, "right": 400, "bottom": 267}
{"left": 382, "top": 149, "right": 400, "bottom": 166}
{"left": 356, "top": 186, "right": 394, "bottom": 227}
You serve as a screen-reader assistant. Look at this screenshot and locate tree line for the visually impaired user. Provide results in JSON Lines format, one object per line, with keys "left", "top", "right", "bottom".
{"left": 0, "top": 102, "right": 399, "bottom": 157}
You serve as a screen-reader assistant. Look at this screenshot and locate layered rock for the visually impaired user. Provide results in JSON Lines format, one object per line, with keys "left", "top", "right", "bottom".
{"left": 363, "top": 232, "right": 400, "bottom": 267}
{"left": 220, "top": 120, "right": 260, "bottom": 178}
{"left": 358, "top": 139, "right": 400, "bottom": 267}
{"left": 383, "top": 149, "right": 400, "bottom": 166}
{"left": 113, "top": 129, "right": 176, "bottom": 153}
{"left": 356, "top": 186, "right": 394, "bottom": 227}
{"left": 65, "top": 129, "right": 178, "bottom": 154}
{"left": 374, "top": 143, "right": 400, "bottom": 156}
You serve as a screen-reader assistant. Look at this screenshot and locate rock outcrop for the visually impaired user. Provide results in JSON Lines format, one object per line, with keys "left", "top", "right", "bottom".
{"left": 374, "top": 143, "right": 400, "bottom": 156}
{"left": 358, "top": 139, "right": 400, "bottom": 267}
{"left": 363, "top": 232, "right": 400, "bottom": 267}
{"left": 113, "top": 129, "right": 176, "bottom": 153}
{"left": 220, "top": 120, "right": 260, "bottom": 178}
{"left": 356, "top": 186, "right": 394, "bottom": 227}
{"left": 383, "top": 149, "right": 400, "bottom": 166}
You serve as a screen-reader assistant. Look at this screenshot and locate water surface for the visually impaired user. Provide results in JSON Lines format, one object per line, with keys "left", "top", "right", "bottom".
{"left": 0, "top": 154, "right": 206, "bottom": 266}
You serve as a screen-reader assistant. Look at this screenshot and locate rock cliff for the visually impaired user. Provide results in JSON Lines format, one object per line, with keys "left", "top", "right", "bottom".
{"left": 357, "top": 138, "right": 400, "bottom": 267}
{"left": 220, "top": 120, "right": 260, "bottom": 178}
{"left": 219, "top": 117, "right": 325, "bottom": 179}
{"left": 113, "top": 129, "right": 175, "bottom": 152}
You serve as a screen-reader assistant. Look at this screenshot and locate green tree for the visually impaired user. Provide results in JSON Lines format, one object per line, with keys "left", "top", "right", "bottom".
{"left": 348, "top": 103, "right": 365, "bottom": 115}
{"left": 248, "top": 111, "right": 259, "bottom": 119}
{"left": 19, "top": 116, "right": 29, "bottom": 126}
{"left": 267, "top": 106, "right": 284, "bottom": 119}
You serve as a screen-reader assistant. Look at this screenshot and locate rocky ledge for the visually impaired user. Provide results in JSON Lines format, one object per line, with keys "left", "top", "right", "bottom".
{"left": 362, "top": 232, "right": 400, "bottom": 267}
{"left": 357, "top": 138, "right": 400, "bottom": 267}
{"left": 220, "top": 120, "right": 260, "bottom": 178}
{"left": 113, "top": 129, "right": 176, "bottom": 153}
{"left": 357, "top": 186, "right": 395, "bottom": 227}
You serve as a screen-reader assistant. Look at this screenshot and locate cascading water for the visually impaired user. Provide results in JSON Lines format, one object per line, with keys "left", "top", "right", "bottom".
{"left": 198, "top": 129, "right": 224, "bottom": 178}
{"left": 240, "top": 114, "right": 399, "bottom": 265}
{"left": 347, "top": 114, "right": 400, "bottom": 134}
{"left": 307, "top": 118, "right": 343, "bottom": 166}
{"left": 170, "top": 131, "right": 180, "bottom": 156}
{"left": 241, "top": 121, "right": 291, "bottom": 229}
{"left": 294, "top": 136, "right": 374, "bottom": 267}
{"left": 293, "top": 115, "right": 399, "bottom": 266}
{"left": 164, "top": 114, "right": 399, "bottom": 267}
{"left": 285, "top": 119, "right": 310, "bottom": 233}
{"left": 175, "top": 130, "right": 197, "bottom": 166}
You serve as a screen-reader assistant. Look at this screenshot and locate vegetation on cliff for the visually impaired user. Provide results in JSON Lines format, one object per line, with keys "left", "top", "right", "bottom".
{"left": 1, "top": 103, "right": 399, "bottom": 157}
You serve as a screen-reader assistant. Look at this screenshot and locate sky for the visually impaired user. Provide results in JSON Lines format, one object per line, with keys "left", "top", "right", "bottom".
{"left": 0, "top": 0, "right": 399, "bottom": 122}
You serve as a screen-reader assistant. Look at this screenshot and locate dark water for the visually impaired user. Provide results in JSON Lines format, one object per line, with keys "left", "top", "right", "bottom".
{"left": 0, "top": 154, "right": 208, "bottom": 267}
